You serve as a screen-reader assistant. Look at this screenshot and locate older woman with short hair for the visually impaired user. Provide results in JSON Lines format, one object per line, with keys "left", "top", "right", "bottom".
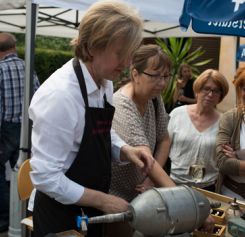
{"left": 216, "top": 67, "right": 245, "bottom": 200}
{"left": 110, "top": 44, "right": 175, "bottom": 203}
{"left": 107, "top": 43, "right": 175, "bottom": 237}
{"left": 168, "top": 69, "right": 229, "bottom": 191}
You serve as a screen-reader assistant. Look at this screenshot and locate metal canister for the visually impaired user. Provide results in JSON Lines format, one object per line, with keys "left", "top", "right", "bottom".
{"left": 129, "top": 185, "right": 210, "bottom": 236}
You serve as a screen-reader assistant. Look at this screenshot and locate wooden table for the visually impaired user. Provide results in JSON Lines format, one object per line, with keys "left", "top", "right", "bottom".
{"left": 195, "top": 188, "right": 245, "bottom": 237}
{"left": 56, "top": 230, "right": 84, "bottom": 237}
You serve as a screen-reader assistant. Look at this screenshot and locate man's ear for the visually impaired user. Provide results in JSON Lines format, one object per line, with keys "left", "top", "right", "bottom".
{"left": 88, "top": 47, "right": 94, "bottom": 57}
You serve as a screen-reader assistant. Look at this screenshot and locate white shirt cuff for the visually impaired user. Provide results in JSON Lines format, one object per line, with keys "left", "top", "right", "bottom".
{"left": 55, "top": 180, "right": 85, "bottom": 205}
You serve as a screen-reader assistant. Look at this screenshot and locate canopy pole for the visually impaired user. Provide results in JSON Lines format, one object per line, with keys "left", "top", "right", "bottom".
{"left": 9, "top": 1, "right": 38, "bottom": 236}
{"left": 236, "top": 36, "right": 240, "bottom": 69}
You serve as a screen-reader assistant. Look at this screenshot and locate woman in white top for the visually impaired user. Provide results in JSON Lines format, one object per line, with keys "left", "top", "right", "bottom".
{"left": 168, "top": 69, "right": 229, "bottom": 191}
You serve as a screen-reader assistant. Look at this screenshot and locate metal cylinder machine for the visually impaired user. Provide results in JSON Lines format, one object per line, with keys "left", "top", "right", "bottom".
{"left": 78, "top": 186, "right": 210, "bottom": 236}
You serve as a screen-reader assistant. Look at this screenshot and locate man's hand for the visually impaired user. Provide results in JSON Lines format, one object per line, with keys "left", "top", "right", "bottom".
{"left": 120, "top": 145, "right": 154, "bottom": 176}
{"left": 98, "top": 193, "right": 129, "bottom": 214}
{"left": 77, "top": 188, "right": 129, "bottom": 214}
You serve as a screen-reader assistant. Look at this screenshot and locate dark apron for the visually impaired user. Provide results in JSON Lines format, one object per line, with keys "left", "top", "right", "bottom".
{"left": 33, "top": 58, "right": 115, "bottom": 237}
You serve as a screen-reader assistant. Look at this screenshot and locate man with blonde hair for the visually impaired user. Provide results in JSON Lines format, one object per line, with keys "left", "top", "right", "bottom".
{"left": 29, "top": 1, "right": 155, "bottom": 236}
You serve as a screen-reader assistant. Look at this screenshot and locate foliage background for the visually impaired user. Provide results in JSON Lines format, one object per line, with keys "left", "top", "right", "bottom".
{"left": 156, "top": 37, "right": 212, "bottom": 111}
{"left": 14, "top": 34, "right": 216, "bottom": 106}
{"left": 15, "top": 33, "right": 73, "bottom": 83}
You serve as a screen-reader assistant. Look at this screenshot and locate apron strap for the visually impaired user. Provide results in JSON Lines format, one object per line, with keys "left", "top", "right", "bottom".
{"left": 73, "top": 58, "right": 109, "bottom": 109}
{"left": 72, "top": 58, "right": 89, "bottom": 107}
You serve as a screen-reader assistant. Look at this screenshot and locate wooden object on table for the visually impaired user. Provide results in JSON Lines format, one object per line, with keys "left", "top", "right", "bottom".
{"left": 194, "top": 188, "right": 245, "bottom": 208}
{"left": 193, "top": 187, "right": 245, "bottom": 237}
{"left": 210, "top": 208, "right": 226, "bottom": 225}
{"left": 56, "top": 230, "right": 84, "bottom": 237}
{"left": 193, "top": 224, "right": 226, "bottom": 237}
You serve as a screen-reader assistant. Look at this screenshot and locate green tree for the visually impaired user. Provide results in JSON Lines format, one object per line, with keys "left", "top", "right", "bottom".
{"left": 14, "top": 33, "right": 73, "bottom": 83}
{"left": 15, "top": 33, "right": 72, "bottom": 51}
{"left": 156, "top": 37, "right": 212, "bottom": 111}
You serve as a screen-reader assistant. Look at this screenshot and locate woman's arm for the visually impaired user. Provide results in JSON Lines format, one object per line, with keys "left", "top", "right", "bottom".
{"left": 216, "top": 111, "right": 240, "bottom": 176}
{"left": 154, "top": 132, "right": 171, "bottom": 167}
{"left": 221, "top": 144, "right": 245, "bottom": 176}
{"left": 135, "top": 145, "right": 175, "bottom": 193}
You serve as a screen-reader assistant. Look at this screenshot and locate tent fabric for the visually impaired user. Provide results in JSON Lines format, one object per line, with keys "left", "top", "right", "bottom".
{"left": 0, "top": 0, "right": 25, "bottom": 10}
{"left": 32, "top": 0, "right": 184, "bottom": 23}
{"left": 0, "top": 0, "right": 210, "bottom": 38}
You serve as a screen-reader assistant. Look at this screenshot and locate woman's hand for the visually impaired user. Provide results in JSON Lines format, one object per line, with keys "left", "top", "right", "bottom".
{"left": 198, "top": 215, "right": 215, "bottom": 233}
{"left": 178, "top": 94, "right": 187, "bottom": 102}
{"left": 135, "top": 177, "right": 154, "bottom": 193}
{"left": 222, "top": 143, "right": 237, "bottom": 159}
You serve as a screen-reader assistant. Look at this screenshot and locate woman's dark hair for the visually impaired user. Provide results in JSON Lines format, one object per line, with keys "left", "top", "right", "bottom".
{"left": 131, "top": 44, "right": 171, "bottom": 75}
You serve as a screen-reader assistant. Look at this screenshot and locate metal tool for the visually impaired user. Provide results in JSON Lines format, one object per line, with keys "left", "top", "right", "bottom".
{"left": 78, "top": 185, "right": 210, "bottom": 237}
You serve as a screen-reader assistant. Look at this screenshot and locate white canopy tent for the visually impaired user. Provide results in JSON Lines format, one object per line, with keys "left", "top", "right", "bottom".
{"left": 0, "top": 0, "right": 207, "bottom": 38}
{"left": 0, "top": 0, "right": 25, "bottom": 10}
{"left": 1, "top": 0, "right": 214, "bottom": 170}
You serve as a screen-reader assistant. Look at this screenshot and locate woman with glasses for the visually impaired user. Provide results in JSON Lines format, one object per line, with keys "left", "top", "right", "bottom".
{"left": 167, "top": 69, "right": 229, "bottom": 191}
{"left": 106, "top": 44, "right": 175, "bottom": 237}
{"left": 216, "top": 67, "right": 245, "bottom": 200}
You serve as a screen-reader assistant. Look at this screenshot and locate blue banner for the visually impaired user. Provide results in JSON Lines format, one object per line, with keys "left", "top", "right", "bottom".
{"left": 184, "top": 0, "right": 245, "bottom": 22}
{"left": 180, "top": 0, "right": 245, "bottom": 37}
{"left": 237, "top": 45, "right": 245, "bottom": 61}
{"left": 192, "top": 19, "right": 245, "bottom": 37}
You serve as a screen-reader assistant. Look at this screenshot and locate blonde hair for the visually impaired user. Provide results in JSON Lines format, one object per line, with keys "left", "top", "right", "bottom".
{"left": 71, "top": 0, "right": 143, "bottom": 62}
{"left": 193, "top": 69, "right": 229, "bottom": 102}
{"left": 233, "top": 67, "right": 245, "bottom": 111}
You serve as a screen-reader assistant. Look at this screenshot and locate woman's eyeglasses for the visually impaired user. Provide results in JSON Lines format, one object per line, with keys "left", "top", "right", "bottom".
{"left": 142, "top": 71, "right": 172, "bottom": 82}
{"left": 201, "top": 86, "right": 222, "bottom": 96}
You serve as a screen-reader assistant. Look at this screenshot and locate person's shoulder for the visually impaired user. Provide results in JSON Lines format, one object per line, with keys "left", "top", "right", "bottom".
{"left": 155, "top": 95, "right": 163, "bottom": 104}
{"left": 113, "top": 89, "right": 131, "bottom": 106}
{"left": 170, "top": 105, "right": 186, "bottom": 115}
{"left": 221, "top": 108, "right": 239, "bottom": 120}
{"left": 2, "top": 53, "right": 20, "bottom": 60}
{"left": 113, "top": 88, "right": 121, "bottom": 99}
{"left": 223, "top": 107, "right": 237, "bottom": 115}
